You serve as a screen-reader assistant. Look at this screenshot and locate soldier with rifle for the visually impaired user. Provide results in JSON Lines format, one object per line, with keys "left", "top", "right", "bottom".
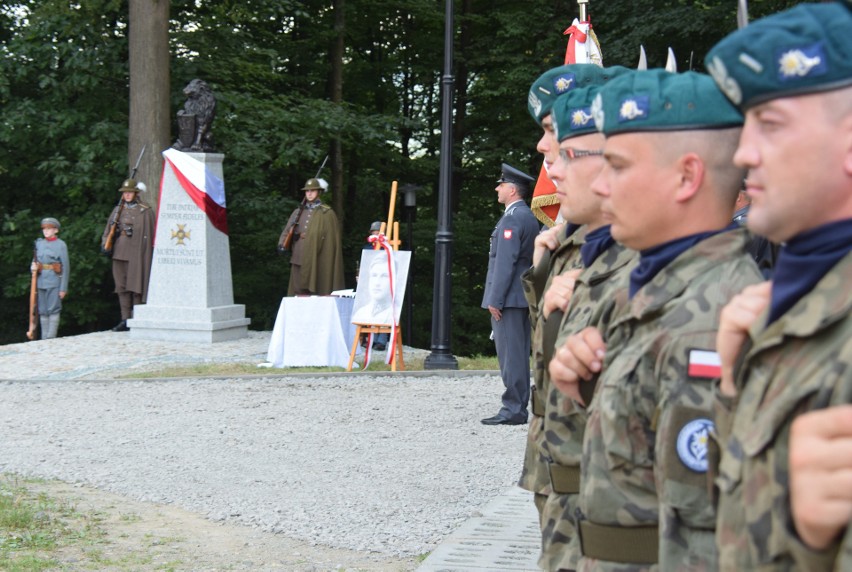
{"left": 28, "top": 217, "right": 70, "bottom": 339}
{"left": 277, "top": 160, "right": 344, "bottom": 296}
{"left": 100, "top": 148, "right": 154, "bottom": 332}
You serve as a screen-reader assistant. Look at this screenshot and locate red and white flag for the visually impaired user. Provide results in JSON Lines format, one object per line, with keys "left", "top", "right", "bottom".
{"left": 531, "top": 11, "right": 604, "bottom": 228}
{"left": 687, "top": 349, "right": 722, "bottom": 379}
{"left": 162, "top": 148, "right": 228, "bottom": 235}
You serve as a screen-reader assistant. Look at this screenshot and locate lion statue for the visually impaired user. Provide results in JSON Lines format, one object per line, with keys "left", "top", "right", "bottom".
{"left": 172, "top": 79, "right": 216, "bottom": 153}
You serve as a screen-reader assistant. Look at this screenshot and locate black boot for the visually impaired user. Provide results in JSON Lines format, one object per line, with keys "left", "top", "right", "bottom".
{"left": 111, "top": 320, "right": 129, "bottom": 332}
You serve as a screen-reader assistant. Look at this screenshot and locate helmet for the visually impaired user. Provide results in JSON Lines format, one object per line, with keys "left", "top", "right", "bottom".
{"left": 301, "top": 178, "right": 329, "bottom": 192}
{"left": 118, "top": 178, "right": 142, "bottom": 193}
{"left": 369, "top": 221, "right": 382, "bottom": 233}
{"left": 40, "top": 217, "right": 61, "bottom": 230}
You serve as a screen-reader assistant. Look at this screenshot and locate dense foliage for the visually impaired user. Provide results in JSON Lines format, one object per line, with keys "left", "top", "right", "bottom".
{"left": 0, "top": 0, "right": 799, "bottom": 353}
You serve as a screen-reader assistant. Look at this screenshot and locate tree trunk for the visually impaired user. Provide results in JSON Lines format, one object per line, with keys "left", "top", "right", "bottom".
{"left": 330, "top": 0, "right": 345, "bottom": 230}
{"left": 128, "top": 0, "right": 170, "bottom": 211}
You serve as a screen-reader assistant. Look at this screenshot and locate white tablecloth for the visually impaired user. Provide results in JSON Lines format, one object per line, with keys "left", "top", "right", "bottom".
{"left": 266, "top": 296, "right": 356, "bottom": 368}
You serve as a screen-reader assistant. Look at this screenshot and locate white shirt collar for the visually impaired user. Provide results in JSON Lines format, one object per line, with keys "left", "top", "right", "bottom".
{"left": 504, "top": 199, "right": 523, "bottom": 212}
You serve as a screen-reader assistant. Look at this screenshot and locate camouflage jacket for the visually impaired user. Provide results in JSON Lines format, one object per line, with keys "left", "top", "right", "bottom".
{"left": 838, "top": 523, "right": 852, "bottom": 571}
{"left": 715, "top": 249, "right": 852, "bottom": 571}
{"left": 539, "top": 241, "right": 636, "bottom": 572}
{"left": 578, "top": 229, "right": 762, "bottom": 572}
{"left": 518, "top": 225, "right": 587, "bottom": 497}
{"left": 546, "top": 242, "right": 636, "bottom": 467}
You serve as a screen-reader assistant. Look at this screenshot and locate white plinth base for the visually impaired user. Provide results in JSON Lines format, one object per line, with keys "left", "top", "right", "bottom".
{"left": 128, "top": 304, "right": 251, "bottom": 343}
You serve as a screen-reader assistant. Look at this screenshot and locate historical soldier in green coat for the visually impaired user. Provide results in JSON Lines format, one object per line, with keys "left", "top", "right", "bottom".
{"left": 279, "top": 178, "right": 344, "bottom": 296}
{"left": 32, "top": 217, "right": 70, "bottom": 339}
{"left": 101, "top": 178, "right": 155, "bottom": 332}
{"left": 549, "top": 70, "right": 763, "bottom": 570}
{"left": 705, "top": 2, "right": 852, "bottom": 568}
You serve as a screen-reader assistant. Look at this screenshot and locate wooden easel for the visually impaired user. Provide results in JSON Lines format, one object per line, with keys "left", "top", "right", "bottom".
{"left": 347, "top": 323, "right": 405, "bottom": 371}
{"left": 347, "top": 180, "right": 405, "bottom": 371}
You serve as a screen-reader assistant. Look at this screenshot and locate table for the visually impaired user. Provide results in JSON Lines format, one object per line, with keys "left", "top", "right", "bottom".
{"left": 266, "top": 296, "right": 356, "bottom": 368}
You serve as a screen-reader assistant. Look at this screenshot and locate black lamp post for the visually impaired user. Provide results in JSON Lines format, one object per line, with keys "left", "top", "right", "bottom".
{"left": 424, "top": 0, "right": 459, "bottom": 370}
{"left": 400, "top": 184, "right": 419, "bottom": 347}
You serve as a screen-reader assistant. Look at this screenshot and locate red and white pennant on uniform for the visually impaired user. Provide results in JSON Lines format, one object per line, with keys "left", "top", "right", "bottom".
{"left": 161, "top": 148, "right": 228, "bottom": 235}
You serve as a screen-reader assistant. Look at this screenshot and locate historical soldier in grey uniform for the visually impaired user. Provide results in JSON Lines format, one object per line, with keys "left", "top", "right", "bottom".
{"left": 31, "top": 217, "right": 70, "bottom": 339}
{"left": 101, "top": 178, "right": 155, "bottom": 332}
{"left": 481, "top": 163, "right": 539, "bottom": 426}
{"left": 705, "top": 2, "right": 852, "bottom": 568}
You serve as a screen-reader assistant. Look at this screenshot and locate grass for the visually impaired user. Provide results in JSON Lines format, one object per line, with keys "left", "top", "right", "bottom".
{"left": 0, "top": 475, "right": 101, "bottom": 571}
{"left": 119, "top": 354, "right": 500, "bottom": 379}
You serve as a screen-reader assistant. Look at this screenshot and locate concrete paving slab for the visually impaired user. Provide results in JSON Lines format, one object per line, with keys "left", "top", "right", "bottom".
{"left": 417, "top": 487, "right": 539, "bottom": 571}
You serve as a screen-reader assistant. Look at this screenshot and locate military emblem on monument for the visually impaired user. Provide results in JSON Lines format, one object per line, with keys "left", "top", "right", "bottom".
{"left": 171, "top": 224, "right": 191, "bottom": 246}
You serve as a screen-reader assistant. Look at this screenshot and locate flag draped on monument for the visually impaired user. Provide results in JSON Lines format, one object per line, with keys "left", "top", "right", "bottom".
{"left": 162, "top": 148, "right": 228, "bottom": 235}
{"left": 530, "top": 3, "right": 604, "bottom": 228}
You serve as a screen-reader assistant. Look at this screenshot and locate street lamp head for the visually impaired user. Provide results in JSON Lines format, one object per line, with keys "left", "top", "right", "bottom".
{"left": 401, "top": 184, "right": 421, "bottom": 208}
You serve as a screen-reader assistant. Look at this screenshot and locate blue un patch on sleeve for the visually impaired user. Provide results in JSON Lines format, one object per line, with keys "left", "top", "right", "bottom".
{"left": 676, "top": 418, "right": 714, "bottom": 473}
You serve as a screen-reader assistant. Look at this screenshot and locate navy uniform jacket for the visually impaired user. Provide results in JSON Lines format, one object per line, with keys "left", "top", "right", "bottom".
{"left": 481, "top": 200, "right": 538, "bottom": 310}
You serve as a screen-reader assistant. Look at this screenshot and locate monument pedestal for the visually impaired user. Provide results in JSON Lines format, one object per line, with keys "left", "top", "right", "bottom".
{"left": 129, "top": 151, "right": 250, "bottom": 343}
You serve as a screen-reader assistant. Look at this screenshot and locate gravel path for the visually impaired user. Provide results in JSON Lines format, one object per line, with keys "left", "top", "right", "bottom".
{"left": 0, "top": 332, "right": 527, "bottom": 560}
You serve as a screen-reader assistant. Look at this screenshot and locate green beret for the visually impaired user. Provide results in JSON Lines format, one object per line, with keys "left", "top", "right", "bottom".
{"left": 705, "top": 2, "right": 852, "bottom": 109}
{"left": 552, "top": 85, "right": 603, "bottom": 142}
{"left": 527, "top": 64, "right": 632, "bottom": 125}
{"left": 592, "top": 70, "right": 743, "bottom": 136}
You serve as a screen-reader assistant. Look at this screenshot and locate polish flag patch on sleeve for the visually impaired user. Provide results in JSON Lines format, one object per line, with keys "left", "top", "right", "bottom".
{"left": 503, "top": 229, "right": 513, "bottom": 239}
{"left": 687, "top": 349, "right": 722, "bottom": 379}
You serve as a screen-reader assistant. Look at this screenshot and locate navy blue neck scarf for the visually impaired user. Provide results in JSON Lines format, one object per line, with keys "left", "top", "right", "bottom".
{"left": 629, "top": 225, "right": 736, "bottom": 298}
{"left": 564, "top": 223, "right": 582, "bottom": 240}
{"left": 767, "top": 218, "right": 852, "bottom": 325}
{"left": 580, "top": 225, "right": 616, "bottom": 268}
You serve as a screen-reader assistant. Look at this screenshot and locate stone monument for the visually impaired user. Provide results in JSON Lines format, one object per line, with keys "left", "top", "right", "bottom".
{"left": 128, "top": 148, "right": 250, "bottom": 342}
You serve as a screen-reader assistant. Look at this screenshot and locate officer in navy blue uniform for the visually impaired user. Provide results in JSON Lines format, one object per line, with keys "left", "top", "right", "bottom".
{"left": 481, "top": 163, "right": 539, "bottom": 425}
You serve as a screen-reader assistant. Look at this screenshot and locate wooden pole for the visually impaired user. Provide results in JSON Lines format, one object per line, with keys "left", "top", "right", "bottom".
{"left": 26, "top": 264, "right": 38, "bottom": 340}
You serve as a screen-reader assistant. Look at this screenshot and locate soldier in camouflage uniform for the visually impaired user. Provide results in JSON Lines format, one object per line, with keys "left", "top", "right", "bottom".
{"left": 518, "top": 65, "right": 629, "bottom": 551}
{"left": 705, "top": 3, "right": 852, "bottom": 568}
{"left": 549, "top": 70, "right": 763, "bottom": 570}
{"left": 539, "top": 82, "right": 634, "bottom": 570}
{"left": 788, "top": 405, "right": 852, "bottom": 571}
{"left": 537, "top": 83, "right": 637, "bottom": 572}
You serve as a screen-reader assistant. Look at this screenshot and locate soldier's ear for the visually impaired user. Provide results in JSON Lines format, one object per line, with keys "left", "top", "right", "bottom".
{"left": 842, "top": 112, "right": 852, "bottom": 178}
{"left": 674, "top": 152, "right": 704, "bottom": 204}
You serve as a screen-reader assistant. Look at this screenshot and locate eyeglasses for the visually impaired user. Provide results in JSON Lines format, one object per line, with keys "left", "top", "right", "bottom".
{"left": 558, "top": 148, "right": 604, "bottom": 163}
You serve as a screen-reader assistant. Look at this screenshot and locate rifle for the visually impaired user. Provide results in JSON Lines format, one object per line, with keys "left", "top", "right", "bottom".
{"left": 102, "top": 146, "right": 145, "bottom": 255}
{"left": 279, "top": 155, "right": 329, "bottom": 252}
{"left": 26, "top": 241, "right": 38, "bottom": 340}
